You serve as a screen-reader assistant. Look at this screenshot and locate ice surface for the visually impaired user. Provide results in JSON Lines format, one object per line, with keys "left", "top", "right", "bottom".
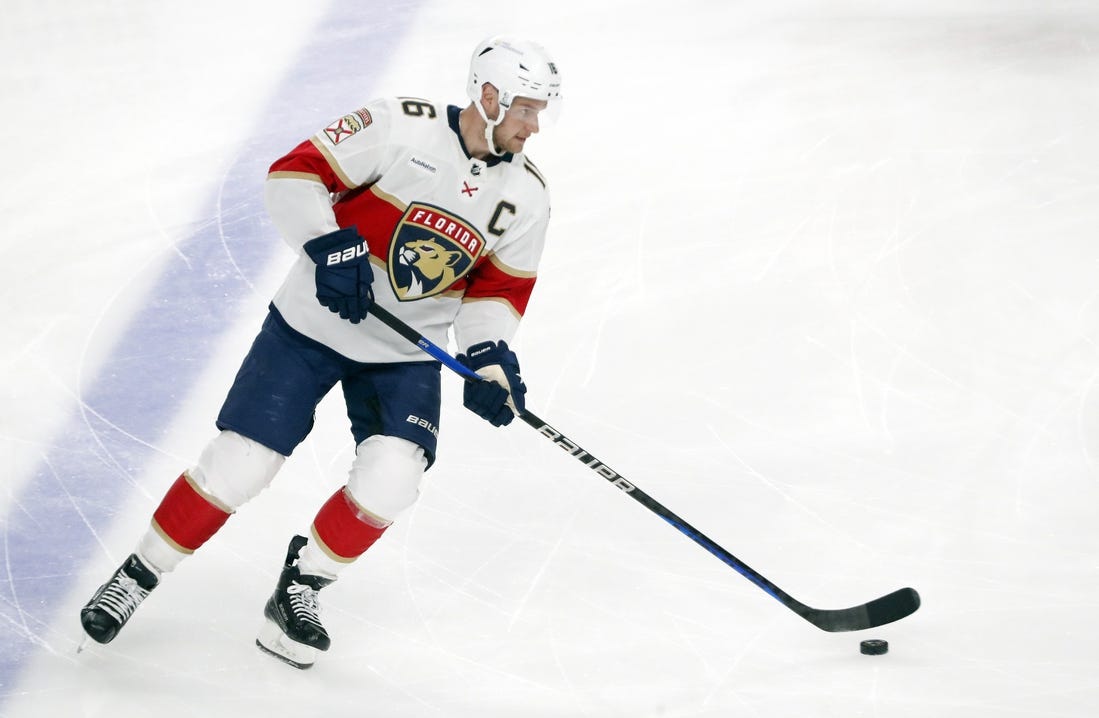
{"left": 3, "top": 1, "right": 1099, "bottom": 716}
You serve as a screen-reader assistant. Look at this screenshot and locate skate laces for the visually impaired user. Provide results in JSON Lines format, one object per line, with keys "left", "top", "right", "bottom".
{"left": 286, "top": 581, "right": 324, "bottom": 629}
{"left": 95, "top": 572, "right": 150, "bottom": 623}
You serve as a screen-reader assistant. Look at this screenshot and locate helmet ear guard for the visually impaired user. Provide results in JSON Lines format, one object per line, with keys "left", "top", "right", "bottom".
{"left": 467, "top": 35, "right": 562, "bottom": 154}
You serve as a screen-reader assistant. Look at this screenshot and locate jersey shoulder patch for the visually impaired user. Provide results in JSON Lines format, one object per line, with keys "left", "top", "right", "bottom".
{"left": 324, "top": 107, "right": 374, "bottom": 145}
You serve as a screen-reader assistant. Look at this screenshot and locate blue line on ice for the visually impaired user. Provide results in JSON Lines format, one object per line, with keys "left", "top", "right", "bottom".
{"left": 0, "top": 4, "right": 422, "bottom": 699}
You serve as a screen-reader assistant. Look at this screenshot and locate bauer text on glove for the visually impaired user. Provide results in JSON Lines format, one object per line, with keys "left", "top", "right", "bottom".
{"left": 302, "top": 227, "right": 374, "bottom": 324}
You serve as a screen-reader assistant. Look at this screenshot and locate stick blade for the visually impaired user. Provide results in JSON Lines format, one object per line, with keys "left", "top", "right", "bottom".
{"left": 799, "top": 587, "right": 921, "bottom": 632}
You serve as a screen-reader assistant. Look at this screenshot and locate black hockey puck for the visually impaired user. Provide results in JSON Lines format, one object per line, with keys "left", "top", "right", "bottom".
{"left": 860, "top": 639, "right": 888, "bottom": 655}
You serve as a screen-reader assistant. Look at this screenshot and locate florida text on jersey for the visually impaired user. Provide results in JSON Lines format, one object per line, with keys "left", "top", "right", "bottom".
{"left": 264, "top": 97, "right": 550, "bottom": 363}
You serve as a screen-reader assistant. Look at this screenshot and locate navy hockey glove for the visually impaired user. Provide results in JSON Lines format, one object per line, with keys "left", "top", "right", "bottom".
{"left": 456, "top": 340, "right": 527, "bottom": 427}
{"left": 303, "top": 228, "right": 374, "bottom": 324}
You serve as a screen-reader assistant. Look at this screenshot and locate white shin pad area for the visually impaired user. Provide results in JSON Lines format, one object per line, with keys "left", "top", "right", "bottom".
{"left": 345, "top": 435, "right": 429, "bottom": 525}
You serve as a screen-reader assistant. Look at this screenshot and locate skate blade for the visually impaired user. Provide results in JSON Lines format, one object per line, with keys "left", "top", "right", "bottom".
{"left": 256, "top": 619, "right": 317, "bottom": 670}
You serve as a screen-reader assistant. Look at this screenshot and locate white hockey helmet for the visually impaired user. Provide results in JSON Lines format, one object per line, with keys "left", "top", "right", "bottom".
{"left": 467, "top": 35, "right": 561, "bottom": 152}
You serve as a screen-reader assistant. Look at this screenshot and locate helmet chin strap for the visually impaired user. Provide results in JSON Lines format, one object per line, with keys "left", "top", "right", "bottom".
{"left": 474, "top": 99, "right": 507, "bottom": 157}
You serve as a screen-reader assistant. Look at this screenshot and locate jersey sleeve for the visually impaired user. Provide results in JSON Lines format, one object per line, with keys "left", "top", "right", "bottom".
{"left": 264, "top": 100, "right": 398, "bottom": 248}
{"left": 453, "top": 188, "right": 550, "bottom": 350}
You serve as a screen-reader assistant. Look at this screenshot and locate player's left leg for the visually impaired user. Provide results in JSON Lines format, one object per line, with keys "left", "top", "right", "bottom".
{"left": 257, "top": 361, "right": 441, "bottom": 668}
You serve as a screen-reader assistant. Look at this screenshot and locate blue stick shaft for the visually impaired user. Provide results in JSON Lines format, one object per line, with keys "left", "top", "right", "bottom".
{"left": 364, "top": 303, "right": 920, "bottom": 632}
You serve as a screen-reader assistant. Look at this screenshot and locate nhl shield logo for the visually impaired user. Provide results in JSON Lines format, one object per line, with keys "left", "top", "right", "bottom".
{"left": 389, "top": 203, "right": 485, "bottom": 300}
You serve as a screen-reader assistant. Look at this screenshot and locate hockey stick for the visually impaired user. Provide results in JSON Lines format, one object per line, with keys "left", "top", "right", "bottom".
{"left": 367, "top": 304, "right": 920, "bottom": 632}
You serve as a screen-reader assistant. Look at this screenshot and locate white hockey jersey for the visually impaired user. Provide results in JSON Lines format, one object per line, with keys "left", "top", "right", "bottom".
{"left": 264, "top": 97, "right": 551, "bottom": 363}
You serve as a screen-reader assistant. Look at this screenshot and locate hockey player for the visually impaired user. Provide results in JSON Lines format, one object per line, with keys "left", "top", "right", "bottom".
{"left": 79, "top": 35, "right": 561, "bottom": 669}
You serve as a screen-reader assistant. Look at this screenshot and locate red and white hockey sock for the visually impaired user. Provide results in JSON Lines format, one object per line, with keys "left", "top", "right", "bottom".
{"left": 148, "top": 472, "right": 233, "bottom": 563}
{"left": 298, "top": 487, "right": 390, "bottom": 579}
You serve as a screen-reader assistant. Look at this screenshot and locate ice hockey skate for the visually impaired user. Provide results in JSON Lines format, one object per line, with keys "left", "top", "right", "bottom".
{"left": 256, "top": 535, "right": 334, "bottom": 669}
{"left": 80, "top": 554, "right": 160, "bottom": 644}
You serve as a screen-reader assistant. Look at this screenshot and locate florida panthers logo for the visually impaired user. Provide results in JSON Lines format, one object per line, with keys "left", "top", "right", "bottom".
{"left": 389, "top": 203, "right": 485, "bottom": 300}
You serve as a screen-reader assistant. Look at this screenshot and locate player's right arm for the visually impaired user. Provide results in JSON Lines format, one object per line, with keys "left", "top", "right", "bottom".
{"left": 265, "top": 101, "right": 400, "bottom": 324}
{"left": 264, "top": 101, "right": 396, "bottom": 249}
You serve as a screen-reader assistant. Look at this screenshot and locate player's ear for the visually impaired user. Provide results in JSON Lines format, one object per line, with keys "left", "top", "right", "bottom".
{"left": 480, "top": 83, "right": 500, "bottom": 120}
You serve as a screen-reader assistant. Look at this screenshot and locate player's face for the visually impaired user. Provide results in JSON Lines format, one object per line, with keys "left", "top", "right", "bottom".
{"left": 492, "top": 97, "right": 549, "bottom": 154}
